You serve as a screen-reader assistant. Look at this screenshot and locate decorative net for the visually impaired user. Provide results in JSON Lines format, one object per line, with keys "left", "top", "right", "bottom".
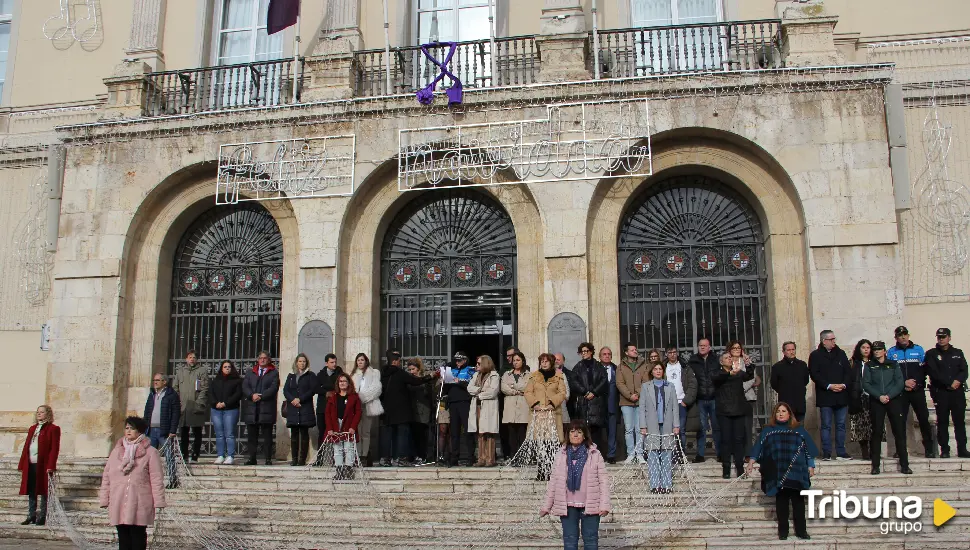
{"left": 46, "top": 411, "right": 748, "bottom": 549}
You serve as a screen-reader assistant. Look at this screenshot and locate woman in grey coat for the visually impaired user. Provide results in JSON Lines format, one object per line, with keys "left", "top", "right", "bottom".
{"left": 638, "top": 363, "right": 680, "bottom": 493}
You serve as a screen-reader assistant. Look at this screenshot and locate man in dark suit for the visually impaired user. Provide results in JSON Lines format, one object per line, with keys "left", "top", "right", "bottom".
{"left": 599, "top": 346, "right": 620, "bottom": 463}
{"left": 770, "top": 341, "right": 810, "bottom": 423}
{"left": 809, "top": 330, "right": 852, "bottom": 460}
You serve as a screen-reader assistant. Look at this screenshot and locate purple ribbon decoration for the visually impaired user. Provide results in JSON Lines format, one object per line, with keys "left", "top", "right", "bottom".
{"left": 416, "top": 42, "right": 463, "bottom": 106}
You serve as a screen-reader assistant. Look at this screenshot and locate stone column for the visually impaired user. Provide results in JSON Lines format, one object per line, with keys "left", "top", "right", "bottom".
{"left": 126, "top": 0, "right": 168, "bottom": 70}
{"left": 776, "top": 0, "right": 843, "bottom": 67}
{"left": 102, "top": 62, "right": 151, "bottom": 120}
{"left": 536, "top": 0, "right": 591, "bottom": 82}
{"left": 302, "top": 0, "right": 362, "bottom": 101}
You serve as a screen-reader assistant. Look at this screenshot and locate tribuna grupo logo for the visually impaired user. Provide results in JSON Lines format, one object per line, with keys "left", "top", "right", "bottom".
{"left": 803, "top": 490, "right": 931, "bottom": 534}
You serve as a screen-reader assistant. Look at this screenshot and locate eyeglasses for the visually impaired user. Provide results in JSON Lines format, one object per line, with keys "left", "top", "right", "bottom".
{"left": 581, "top": 349, "right": 592, "bottom": 354}
{"left": 730, "top": 346, "right": 742, "bottom": 350}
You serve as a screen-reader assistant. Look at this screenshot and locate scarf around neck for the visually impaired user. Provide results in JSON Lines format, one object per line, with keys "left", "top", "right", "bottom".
{"left": 540, "top": 368, "right": 555, "bottom": 380}
{"left": 121, "top": 435, "right": 146, "bottom": 475}
{"left": 566, "top": 444, "right": 588, "bottom": 492}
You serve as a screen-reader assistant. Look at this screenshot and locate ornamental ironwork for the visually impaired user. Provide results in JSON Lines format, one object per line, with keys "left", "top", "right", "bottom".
{"left": 618, "top": 177, "right": 770, "bottom": 440}
{"left": 398, "top": 99, "right": 652, "bottom": 190}
{"left": 168, "top": 203, "right": 283, "bottom": 456}
{"left": 216, "top": 136, "right": 356, "bottom": 204}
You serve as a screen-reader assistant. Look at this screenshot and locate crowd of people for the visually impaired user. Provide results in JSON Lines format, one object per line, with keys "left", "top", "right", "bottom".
{"left": 16, "top": 324, "right": 969, "bottom": 547}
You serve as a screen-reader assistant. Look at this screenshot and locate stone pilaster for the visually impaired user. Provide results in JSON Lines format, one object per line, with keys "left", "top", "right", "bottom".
{"left": 776, "top": 0, "right": 843, "bottom": 67}
{"left": 312, "top": 0, "right": 363, "bottom": 56}
{"left": 102, "top": 62, "right": 151, "bottom": 120}
{"left": 536, "top": 0, "right": 591, "bottom": 83}
{"left": 126, "top": 0, "right": 167, "bottom": 70}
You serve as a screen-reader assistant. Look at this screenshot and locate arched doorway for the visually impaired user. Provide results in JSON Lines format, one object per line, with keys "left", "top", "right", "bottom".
{"left": 168, "top": 202, "right": 283, "bottom": 454}
{"left": 381, "top": 189, "right": 517, "bottom": 367}
{"left": 617, "top": 175, "right": 770, "bottom": 419}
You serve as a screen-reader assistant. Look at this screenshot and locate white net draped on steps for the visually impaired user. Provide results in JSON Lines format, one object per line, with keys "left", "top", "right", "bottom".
{"left": 46, "top": 413, "right": 742, "bottom": 549}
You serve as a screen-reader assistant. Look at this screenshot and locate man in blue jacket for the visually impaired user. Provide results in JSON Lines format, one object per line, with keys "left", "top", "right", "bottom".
{"left": 887, "top": 326, "right": 935, "bottom": 457}
{"left": 144, "top": 373, "right": 181, "bottom": 488}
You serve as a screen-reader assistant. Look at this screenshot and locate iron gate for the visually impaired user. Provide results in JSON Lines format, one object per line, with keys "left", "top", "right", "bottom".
{"left": 168, "top": 203, "right": 283, "bottom": 456}
{"left": 618, "top": 176, "right": 772, "bottom": 433}
{"left": 381, "top": 189, "right": 517, "bottom": 368}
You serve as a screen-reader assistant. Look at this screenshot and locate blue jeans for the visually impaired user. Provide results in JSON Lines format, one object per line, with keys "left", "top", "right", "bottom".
{"left": 380, "top": 423, "right": 411, "bottom": 459}
{"left": 819, "top": 406, "right": 848, "bottom": 456}
{"left": 648, "top": 449, "right": 673, "bottom": 490}
{"left": 696, "top": 399, "right": 719, "bottom": 457}
{"left": 621, "top": 406, "right": 642, "bottom": 457}
{"left": 149, "top": 427, "right": 176, "bottom": 482}
{"left": 211, "top": 408, "right": 240, "bottom": 458}
{"left": 560, "top": 506, "right": 601, "bottom": 550}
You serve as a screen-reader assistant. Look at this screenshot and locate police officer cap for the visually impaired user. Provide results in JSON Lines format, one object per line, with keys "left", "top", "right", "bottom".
{"left": 454, "top": 351, "right": 467, "bottom": 361}
{"left": 936, "top": 328, "right": 951, "bottom": 338}
{"left": 871, "top": 341, "right": 887, "bottom": 351}
{"left": 894, "top": 325, "right": 909, "bottom": 337}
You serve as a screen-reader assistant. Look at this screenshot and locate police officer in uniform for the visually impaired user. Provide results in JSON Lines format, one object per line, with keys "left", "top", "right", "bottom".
{"left": 925, "top": 328, "right": 970, "bottom": 459}
{"left": 887, "top": 326, "right": 935, "bottom": 457}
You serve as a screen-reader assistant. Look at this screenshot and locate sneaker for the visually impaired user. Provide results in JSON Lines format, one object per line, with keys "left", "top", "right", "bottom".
{"left": 691, "top": 456, "right": 706, "bottom": 464}
{"left": 214, "top": 456, "right": 225, "bottom": 465}
{"left": 821, "top": 454, "right": 832, "bottom": 461}
{"left": 835, "top": 455, "right": 852, "bottom": 461}
{"left": 223, "top": 456, "right": 234, "bottom": 465}
{"left": 636, "top": 456, "right": 647, "bottom": 465}
{"left": 623, "top": 456, "right": 636, "bottom": 465}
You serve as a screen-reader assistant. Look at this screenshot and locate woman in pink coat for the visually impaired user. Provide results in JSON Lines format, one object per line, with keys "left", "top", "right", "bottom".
{"left": 99, "top": 416, "right": 166, "bottom": 550}
{"left": 540, "top": 419, "right": 611, "bottom": 550}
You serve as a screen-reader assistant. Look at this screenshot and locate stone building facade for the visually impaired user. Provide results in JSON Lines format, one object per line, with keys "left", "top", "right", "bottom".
{"left": 0, "top": 0, "right": 968, "bottom": 457}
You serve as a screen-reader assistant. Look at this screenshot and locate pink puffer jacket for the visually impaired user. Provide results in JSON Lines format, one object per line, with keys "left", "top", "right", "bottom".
{"left": 98, "top": 437, "right": 166, "bottom": 527}
{"left": 541, "top": 444, "right": 611, "bottom": 517}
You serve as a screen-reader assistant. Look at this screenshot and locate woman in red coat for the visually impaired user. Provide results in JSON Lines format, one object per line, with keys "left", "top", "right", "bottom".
{"left": 19, "top": 405, "right": 61, "bottom": 526}
{"left": 324, "top": 373, "right": 362, "bottom": 480}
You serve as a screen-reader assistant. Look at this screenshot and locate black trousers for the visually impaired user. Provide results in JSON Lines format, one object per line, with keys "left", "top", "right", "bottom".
{"left": 247, "top": 423, "right": 275, "bottom": 461}
{"left": 775, "top": 488, "right": 807, "bottom": 537}
{"left": 589, "top": 425, "right": 608, "bottom": 455}
{"left": 179, "top": 425, "right": 202, "bottom": 460}
{"left": 870, "top": 396, "right": 908, "bottom": 468}
{"left": 449, "top": 401, "right": 474, "bottom": 462}
{"left": 506, "top": 423, "right": 528, "bottom": 460}
{"left": 116, "top": 524, "right": 148, "bottom": 550}
{"left": 26, "top": 463, "right": 46, "bottom": 522}
{"left": 410, "top": 422, "right": 429, "bottom": 460}
{"left": 900, "top": 388, "right": 934, "bottom": 453}
{"left": 935, "top": 390, "right": 968, "bottom": 453}
{"left": 718, "top": 414, "right": 746, "bottom": 475}
{"left": 289, "top": 426, "right": 310, "bottom": 464}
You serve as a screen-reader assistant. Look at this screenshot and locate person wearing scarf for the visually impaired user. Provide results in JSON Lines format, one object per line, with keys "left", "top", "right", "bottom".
{"left": 540, "top": 419, "right": 611, "bottom": 550}
{"left": 99, "top": 416, "right": 167, "bottom": 550}
{"left": 746, "top": 402, "right": 818, "bottom": 540}
{"left": 638, "top": 363, "right": 679, "bottom": 493}
{"left": 19, "top": 405, "right": 60, "bottom": 526}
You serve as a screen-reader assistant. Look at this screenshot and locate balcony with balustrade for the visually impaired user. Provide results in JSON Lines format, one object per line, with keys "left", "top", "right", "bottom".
{"left": 119, "top": 17, "right": 796, "bottom": 119}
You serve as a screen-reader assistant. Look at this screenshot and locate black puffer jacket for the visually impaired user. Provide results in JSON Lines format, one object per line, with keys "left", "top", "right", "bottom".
{"left": 712, "top": 367, "right": 755, "bottom": 417}
{"left": 208, "top": 374, "right": 243, "bottom": 410}
{"left": 567, "top": 359, "right": 609, "bottom": 427}
{"left": 809, "top": 344, "right": 851, "bottom": 408}
{"left": 688, "top": 352, "right": 721, "bottom": 400}
{"left": 283, "top": 370, "right": 318, "bottom": 427}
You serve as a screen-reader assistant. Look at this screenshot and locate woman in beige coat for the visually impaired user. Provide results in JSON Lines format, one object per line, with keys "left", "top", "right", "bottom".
{"left": 501, "top": 351, "right": 532, "bottom": 460}
{"left": 524, "top": 353, "right": 568, "bottom": 444}
{"left": 468, "top": 355, "right": 501, "bottom": 467}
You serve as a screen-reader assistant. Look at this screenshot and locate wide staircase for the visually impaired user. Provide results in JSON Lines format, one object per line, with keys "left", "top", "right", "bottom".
{"left": 0, "top": 456, "right": 967, "bottom": 549}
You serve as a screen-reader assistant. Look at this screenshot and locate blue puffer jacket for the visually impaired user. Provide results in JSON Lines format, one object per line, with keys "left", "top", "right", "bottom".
{"left": 887, "top": 342, "right": 927, "bottom": 389}
{"left": 144, "top": 387, "right": 181, "bottom": 436}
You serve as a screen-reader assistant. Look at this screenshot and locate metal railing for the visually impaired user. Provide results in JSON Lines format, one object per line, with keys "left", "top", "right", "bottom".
{"left": 354, "top": 35, "right": 540, "bottom": 98}
{"left": 143, "top": 58, "right": 305, "bottom": 117}
{"left": 591, "top": 19, "right": 784, "bottom": 79}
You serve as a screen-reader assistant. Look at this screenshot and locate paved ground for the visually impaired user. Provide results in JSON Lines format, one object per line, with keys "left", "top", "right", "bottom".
{"left": 0, "top": 542, "right": 76, "bottom": 549}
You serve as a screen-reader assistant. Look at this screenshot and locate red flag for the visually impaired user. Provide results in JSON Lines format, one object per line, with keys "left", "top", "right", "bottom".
{"left": 267, "top": 0, "right": 300, "bottom": 35}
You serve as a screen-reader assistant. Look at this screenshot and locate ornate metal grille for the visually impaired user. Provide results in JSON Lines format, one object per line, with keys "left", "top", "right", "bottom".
{"left": 618, "top": 176, "right": 771, "bottom": 430}
{"left": 381, "top": 189, "right": 517, "bottom": 367}
{"left": 168, "top": 203, "right": 283, "bottom": 455}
